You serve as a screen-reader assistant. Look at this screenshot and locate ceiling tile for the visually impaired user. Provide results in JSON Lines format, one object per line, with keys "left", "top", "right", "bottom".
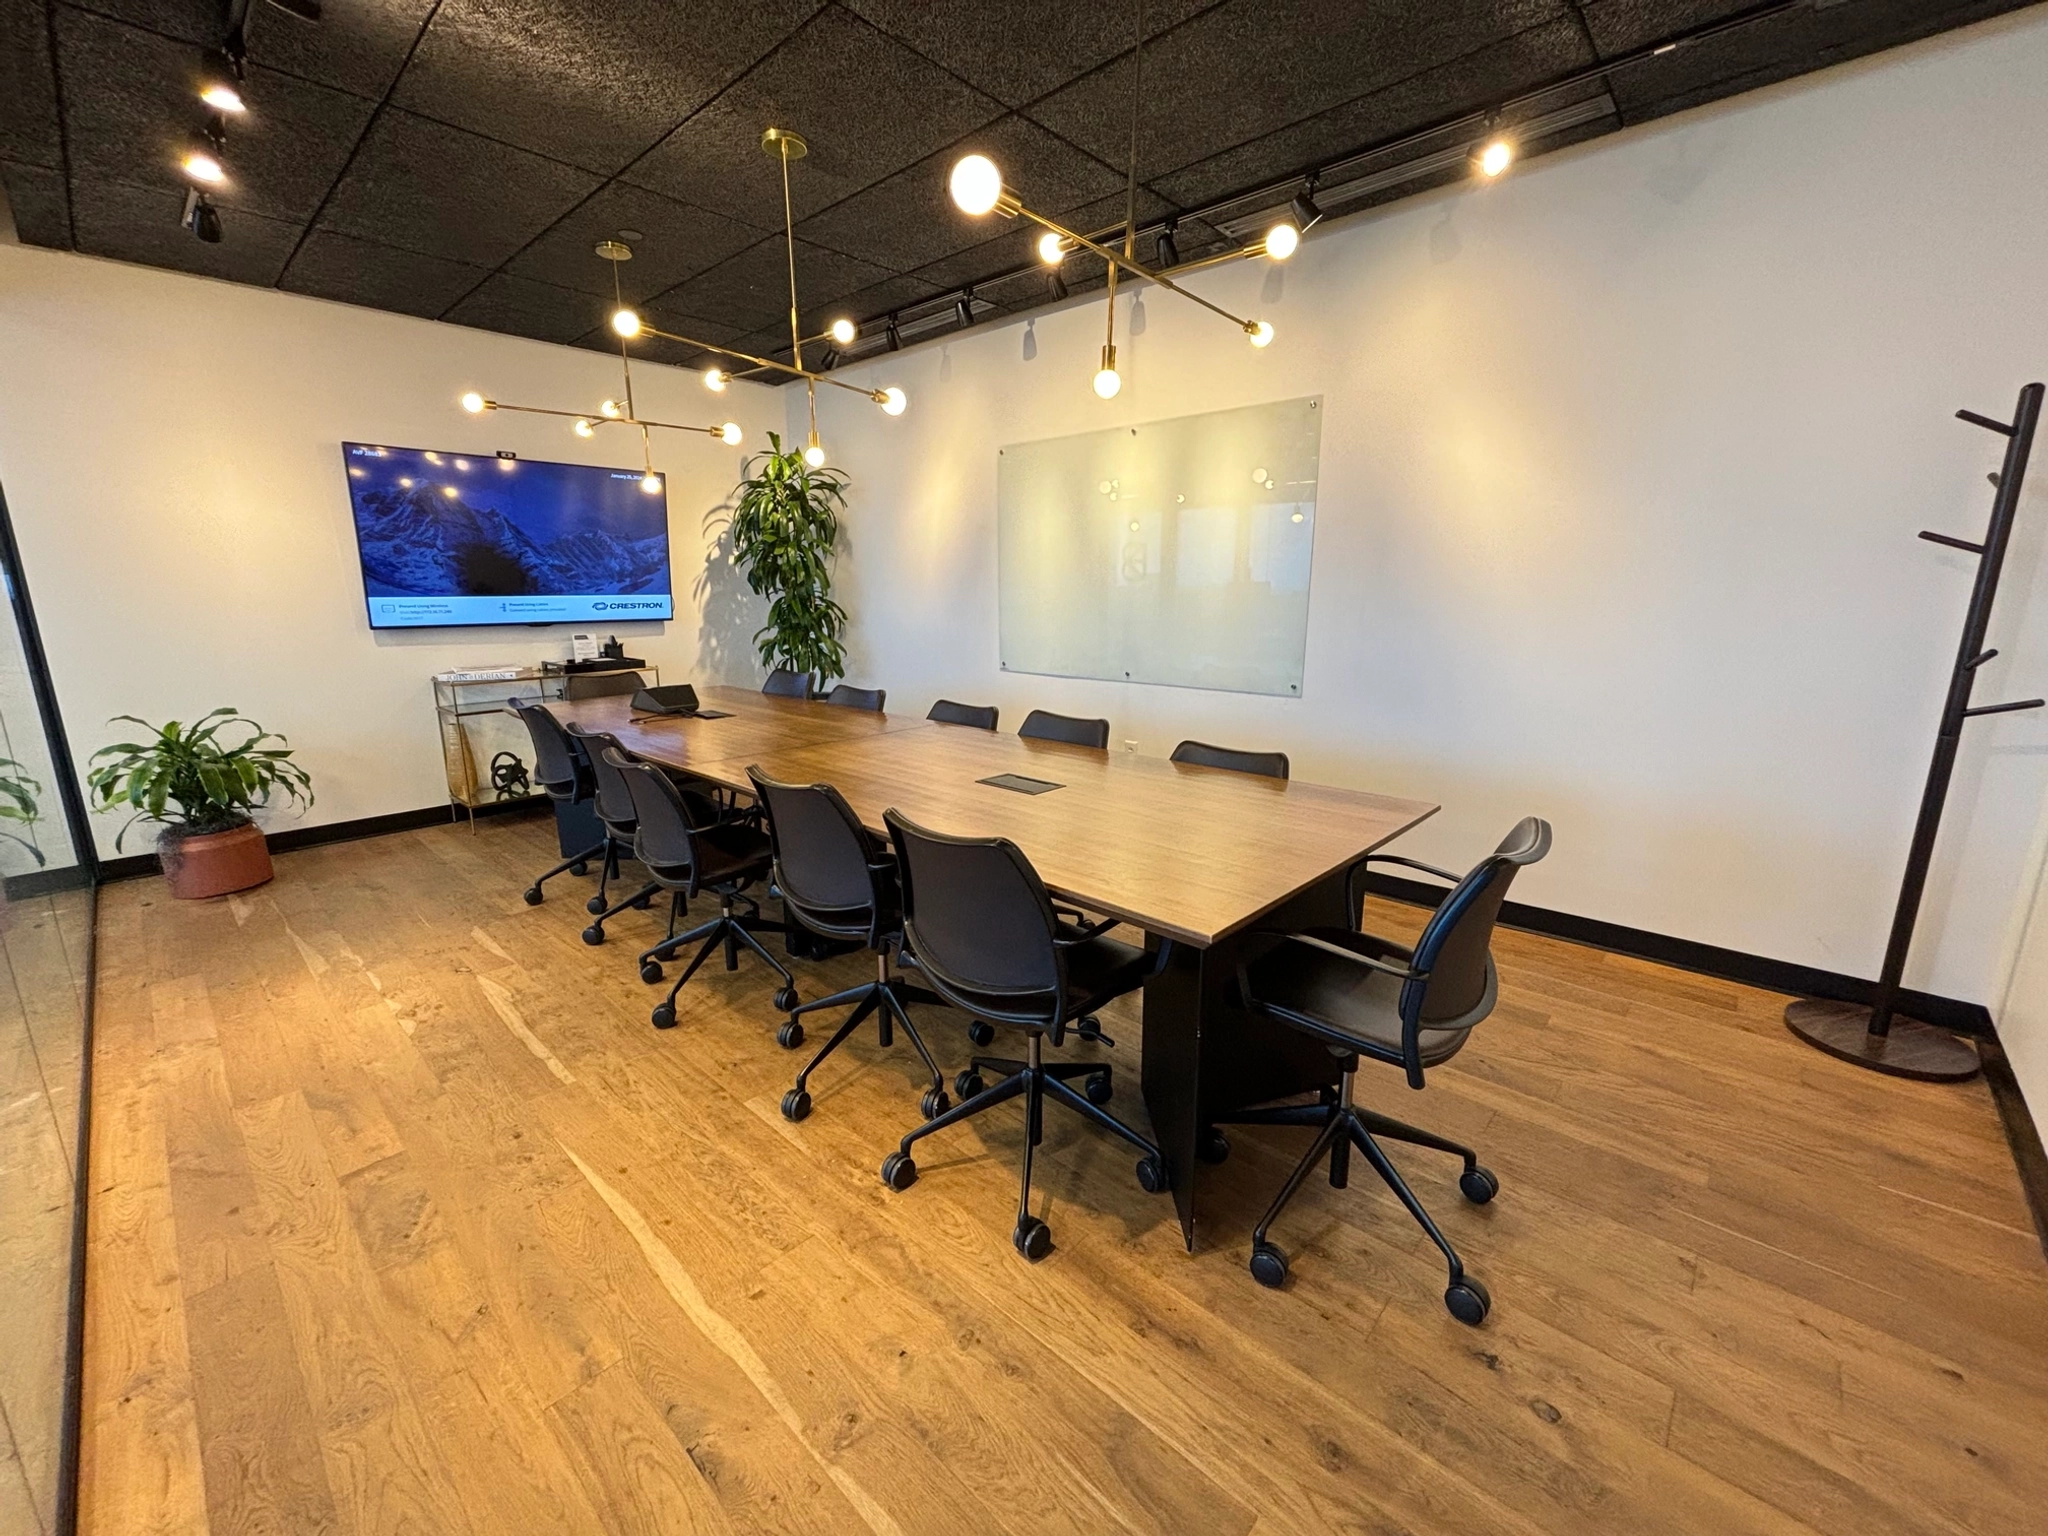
{"left": 646, "top": 235, "right": 896, "bottom": 334}
{"left": 72, "top": 0, "right": 436, "bottom": 101}
{"left": 506, "top": 182, "right": 768, "bottom": 303}
{"left": 2, "top": 158, "right": 70, "bottom": 245}
{"left": 70, "top": 175, "right": 300, "bottom": 284}
{"left": 314, "top": 107, "right": 599, "bottom": 267}
{"left": 624, "top": 5, "right": 1005, "bottom": 225}
{"left": 1024, "top": 0, "right": 1570, "bottom": 183}
{"left": 443, "top": 270, "right": 604, "bottom": 343}
{"left": 1578, "top": 0, "right": 1758, "bottom": 58}
{"left": 279, "top": 227, "right": 491, "bottom": 318}
{"left": 839, "top": 0, "right": 1217, "bottom": 108}
{"left": 55, "top": 9, "right": 375, "bottom": 225}
{"left": 2, "top": 0, "right": 63, "bottom": 169}
{"left": 392, "top": 0, "right": 823, "bottom": 175}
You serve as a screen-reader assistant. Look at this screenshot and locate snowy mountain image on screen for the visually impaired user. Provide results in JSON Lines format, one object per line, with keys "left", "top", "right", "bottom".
{"left": 345, "top": 450, "right": 671, "bottom": 598}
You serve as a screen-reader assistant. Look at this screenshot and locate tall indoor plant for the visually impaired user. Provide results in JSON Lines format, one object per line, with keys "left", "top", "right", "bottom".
{"left": 88, "top": 708, "right": 313, "bottom": 898}
{"left": 729, "top": 431, "right": 849, "bottom": 689}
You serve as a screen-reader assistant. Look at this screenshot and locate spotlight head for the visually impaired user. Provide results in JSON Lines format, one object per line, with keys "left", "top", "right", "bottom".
{"left": 949, "top": 154, "right": 1004, "bottom": 216}
{"left": 1037, "top": 231, "right": 1064, "bottom": 266}
{"left": 1289, "top": 188, "right": 1324, "bottom": 231}
{"left": 197, "top": 49, "right": 246, "bottom": 113}
{"left": 803, "top": 442, "right": 826, "bottom": 468}
{"left": 600, "top": 399, "right": 622, "bottom": 418}
{"left": 181, "top": 132, "right": 226, "bottom": 185}
{"left": 885, "top": 316, "right": 902, "bottom": 352}
{"left": 720, "top": 422, "right": 744, "bottom": 445}
{"left": 827, "top": 317, "right": 857, "bottom": 345}
{"left": 955, "top": 294, "right": 975, "bottom": 329}
{"left": 1247, "top": 320, "right": 1275, "bottom": 348}
{"left": 459, "top": 391, "right": 487, "bottom": 414}
{"left": 610, "top": 307, "right": 641, "bottom": 337}
{"left": 1047, "top": 269, "right": 1068, "bottom": 302}
{"left": 703, "top": 367, "right": 728, "bottom": 392}
{"left": 573, "top": 418, "right": 595, "bottom": 438}
{"left": 640, "top": 470, "right": 662, "bottom": 494}
{"left": 1156, "top": 225, "right": 1180, "bottom": 268}
{"left": 180, "top": 187, "right": 222, "bottom": 242}
{"left": 818, "top": 347, "right": 838, "bottom": 371}
{"left": 1476, "top": 135, "right": 1515, "bottom": 178}
{"left": 1263, "top": 222, "right": 1299, "bottom": 261}
{"left": 880, "top": 386, "right": 907, "bottom": 416}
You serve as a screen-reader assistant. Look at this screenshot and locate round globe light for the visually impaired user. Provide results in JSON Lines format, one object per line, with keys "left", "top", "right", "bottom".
{"left": 600, "top": 399, "right": 622, "bottom": 418}
{"left": 1093, "top": 367, "right": 1122, "bottom": 400}
{"left": 703, "top": 368, "right": 727, "bottom": 392}
{"left": 1037, "top": 231, "right": 1065, "bottom": 266}
{"left": 828, "top": 318, "right": 857, "bottom": 345}
{"left": 949, "top": 154, "right": 1004, "bottom": 216}
{"left": 640, "top": 471, "right": 662, "bottom": 494}
{"left": 803, "top": 443, "right": 826, "bottom": 468}
{"left": 881, "top": 386, "right": 907, "bottom": 416}
{"left": 1264, "top": 222, "right": 1300, "bottom": 260}
{"left": 1248, "top": 320, "right": 1275, "bottom": 348}
{"left": 720, "top": 422, "right": 744, "bottom": 445}
{"left": 1477, "top": 137, "right": 1515, "bottom": 178}
{"left": 572, "top": 418, "right": 594, "bottom": 438}
{"left": 459, "top": 391, "right": 486, "bottom": 414}
{"left": 610, "top": 308, "right": 642, "bottom": 337}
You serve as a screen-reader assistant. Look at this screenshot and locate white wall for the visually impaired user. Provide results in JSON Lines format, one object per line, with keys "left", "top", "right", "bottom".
{"left": 800, "top": 6, "right": 2048, "bottom": 1058}
{"left": 0, "top": 246, "right": 780, "bottom": 857}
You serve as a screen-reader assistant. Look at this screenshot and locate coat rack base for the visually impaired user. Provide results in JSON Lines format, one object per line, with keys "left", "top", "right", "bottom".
{"left": 1784, "top": 998, "right": 1981, "bottom": 1082}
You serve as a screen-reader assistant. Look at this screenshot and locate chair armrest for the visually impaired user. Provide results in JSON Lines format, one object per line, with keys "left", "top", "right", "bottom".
{"left": 1359, "top": 852, "right": 1463, "bottom": 883}
{"left": 1278, "top": 931, "right": 1427, "bottom": 980}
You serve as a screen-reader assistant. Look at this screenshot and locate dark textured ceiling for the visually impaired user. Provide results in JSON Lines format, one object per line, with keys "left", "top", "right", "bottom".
{"left": 1, "top": 0, "right": 2035, "bottom": 371}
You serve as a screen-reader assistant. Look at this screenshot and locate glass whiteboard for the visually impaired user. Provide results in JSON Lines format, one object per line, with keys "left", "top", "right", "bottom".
{"left": 997, "top": 396, "right": 1321, "bottom": 696}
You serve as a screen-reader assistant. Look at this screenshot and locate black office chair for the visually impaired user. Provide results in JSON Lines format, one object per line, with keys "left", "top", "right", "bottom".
{"left": 928, "top": 699, "right": 998, "bottom": 730}
{"left": 1220, "top": 817, "right": 1552, "bottom": 1324}
{"left": 1018, "top": 710, "right": 1109, "bottom": 749}
{"left": 562, "top": 669, "right": 647, "bottom": 700}
{"left": 559, "top": 724, "right": 663, "bottom": 942}
{"left": 748, "top": 768, "right": 951, "bottom": 1120}
{"left": 763, "top": 668, "right": 815, "bottom": 699}
{"left": 878, "top": 810, "right": 1166, "bottom": 1261}
{"left": 825, "top": 683, "right": 885, "bottom": 712}
{"left": 509, "top": 701, "right": 604, "bottom": 904}
{"left": 1171, "top": 739, "right": 1290, "bottom": 779}
{"left": 610, "top": 751, "right": 798, "bottom": 1027}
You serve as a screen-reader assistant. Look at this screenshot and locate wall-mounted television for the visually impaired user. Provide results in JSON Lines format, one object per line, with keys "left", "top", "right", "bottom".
{"left": 342, "top": 442, "right": 673, "bottom": 628}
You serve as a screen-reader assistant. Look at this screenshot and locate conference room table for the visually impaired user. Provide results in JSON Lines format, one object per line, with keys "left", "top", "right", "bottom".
{"left": 547, "top": 687, "right": 1438, "bottom": 1250}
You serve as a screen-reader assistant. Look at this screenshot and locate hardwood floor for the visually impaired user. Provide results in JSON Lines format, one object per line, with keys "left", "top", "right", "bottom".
{"left": 80, "top": 816, "right": 2048, "bottom": 1535}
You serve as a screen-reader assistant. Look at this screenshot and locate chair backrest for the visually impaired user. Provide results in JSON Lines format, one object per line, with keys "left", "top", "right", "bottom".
{"left": 763, "top": 668, "right": 815, "bottom": 699}
{"left": 825, "top": 683, "right": 885, "bottom": 712}
{"left": 1405, "top": 817, "right": 1551, "bottom": 1029}
{"left": 886, "top": 809, "right": 1061, "bottom": 1021}
{"left": 562, "top": 724, "right": 637, "bottom": 831}
{"left": 510, "top": 700, "right": 587, "bottom": 799}
{"left": 748, "top": 768, "right": 878, "bottom": 926}
{"left": 562, "top": 669, "right": 646, "bottom": 700}
{"left": 927, "top": 699, "right": 998, "bottom": 730}
{"left": 610, "top": 752, "right": 701, "bottom": 878}
{"left": 1171, "top": 739, "right": 1290, "bottom": 780}
{"left": 1018, "top": 709, "right": 1110, "bottom": 749}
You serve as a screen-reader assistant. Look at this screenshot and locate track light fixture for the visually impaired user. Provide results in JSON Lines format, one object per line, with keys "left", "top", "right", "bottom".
{"left": 818, "top": 346, "right": 838, "bottom": 371}
{"left": 1047, "top": 269, "right": 1068, "bottom": 302}
{"left": 181, "top": 116, "right": 228, "bottom": 185}
{"left": 180, "top": 187, "right": 221, "bottom": 243}
{"left": 196, "top": 46, "right": 246, "bottom": 113}
{"left": 955, "top": 293, "right": 976, "bottom": 329}
{"left": 1155, "top": 224, "right": 1180, "bottom": 269}
{"left": 1474, "top": 118, "right": 1516, "bottom": 179}
{"left": 1289, "top": 183, "right": 1324, "bottom": 232}
{"left": 885, "top": 315, "right": 902, "bottom": 352}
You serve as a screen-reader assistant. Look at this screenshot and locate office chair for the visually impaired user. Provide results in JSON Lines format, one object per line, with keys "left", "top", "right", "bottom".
{"left": 508, "top": 701, "right": 605, "bottom": 904}
{"left": 1018, "top": 709, "right": 1110, "bottom": 749}
{"left": 561, "top": 669, "right": 647, "bottom": 700}
{"left": 1171, "top": 739, "right": 1290, "bottom": 779}
{"left": 927, "top": 699, "right": 998, "bottom": 730}
{"left": 825, "top": 683, "right": 886, "bottom": 712}
{"left": 611, "top": 751, "right": 798, "bottom": 1028}
{"left": 878, "top": 809, "right": 1166, "bottom": 1261}
{"left": 559, "top": 724, "right": 665, "bottom": 943}
{"left": 1219, "top": 817, "right": 1551, "bottom": 1323}
{"left": 762, "top": 668, "right": 815, "bottom": 700}
{"left": 748, "top": 768, "right": 951, "bottom": 1120}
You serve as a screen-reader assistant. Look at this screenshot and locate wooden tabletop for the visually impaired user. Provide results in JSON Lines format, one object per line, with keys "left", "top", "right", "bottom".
{"left": 655, "top": 711, "right": 1436, "bottom": 949}
{"left": 542, "top": 685, "right": 927, "bottom": 772}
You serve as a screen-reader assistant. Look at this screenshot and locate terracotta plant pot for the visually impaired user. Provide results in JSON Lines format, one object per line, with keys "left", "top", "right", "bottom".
{"left": 159, "top": 821, "right": 274, "bottom": 899}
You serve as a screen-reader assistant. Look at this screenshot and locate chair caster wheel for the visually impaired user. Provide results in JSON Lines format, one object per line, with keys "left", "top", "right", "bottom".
{"left": 582, "top": 925, "right": 605, "bottom": 946}
{"left": 1083, "top": 1069, "right": 1112, "bottom": 1106}
{"left": 1445, "top": 1276, "right": 1491, "bottom": 1326}
{"left": 651, "top": 1004, "right": 676, "bottom": 1030}
{"left": 523, "top": 886, "right": 544, "bottom": 906}
{"left": 774, "top": 986, "right": 800, "bottom": 1012}
{"left": 569, "top": 860, "right": 589, "bottom": 876}
{"left": 1249, "top": 1241, "right": 1289, "bottom": 1289}
{"left": 919, "top": 1086, "right": 949, "bottom": 1119}
{"left": 1012, "top": 1216, "right": 1052, "bottom": 1262}
{"left": 780, "top": 1089, "right": 811, "bottom": 1122}
{"left": 586, "top": 895, "right": 607, "bottom": 915}
{"left": 1460, "top": 1165, "right": 1499, "bottom": 1204}
{"left": 967, "top": 1021, "right": 995, "bottom": 1047}
{"left": 880, "top": 1152, "right": 917, "bottom": 1191}
{"left": 1198, "top": 1127, "right": 1230, "bottom": 1164}
{"left": 954, "top": 1069, "right": 984, "bottom": 1099}
{"left": 639, "top": 961, "right": 663, "bottom": 984}
{"left": 1135, "top": 1155, "right": 1167, "bottom": 1194}
{"left": 776, "top": 1020, "right": 804, "bottom": 1049}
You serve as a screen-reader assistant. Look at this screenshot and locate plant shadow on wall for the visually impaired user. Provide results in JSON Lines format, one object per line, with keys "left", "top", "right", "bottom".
{"left": 721, "top": 431, "right": 850, "bottom": 689}
{"left": 87, "top": 708, "right": 314, "bottom": 899}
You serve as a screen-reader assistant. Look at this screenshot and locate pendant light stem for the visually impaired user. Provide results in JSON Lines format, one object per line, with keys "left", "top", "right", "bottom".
{"left": 780, "top": 138, "right": 804, "bottom": 373}
{"left": 612, "top": 260, "right": 638, "bottom": 421}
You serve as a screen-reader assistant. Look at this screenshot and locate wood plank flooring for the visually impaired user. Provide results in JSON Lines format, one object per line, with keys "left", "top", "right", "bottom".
{"left": 80, "top": 816, "right": 2048, "bottom": 1535}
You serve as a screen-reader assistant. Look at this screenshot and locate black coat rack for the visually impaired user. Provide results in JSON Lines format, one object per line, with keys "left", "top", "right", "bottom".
{"left": 1786, "top": 382, "right": 2045, "bottom": 1082}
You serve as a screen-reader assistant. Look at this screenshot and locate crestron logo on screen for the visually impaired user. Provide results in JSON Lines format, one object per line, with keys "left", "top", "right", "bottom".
{"left": 593, "top": 601, "right": 667, "bottom": 612}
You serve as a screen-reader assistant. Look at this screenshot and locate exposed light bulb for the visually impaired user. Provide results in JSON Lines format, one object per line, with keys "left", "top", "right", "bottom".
{"left": 610, "top": 307, "right": 642, "bottom": 337}
{"left": 201, "top": 82, "right": 244, "bottom": 113}
{"left": 803, "top": 443, "right": 826, "bottom": 468}
{"left": 703, "top": 367, "right": 728, "bottom": 392}
{"left": 828, "top": 317, "right": 857, "bottom": 345}
{"left": 1094, "top": 367, "right": 1122, "bottom": 399}
{"left": 600, "top": 399, "right": 622, "bottom": 418}
{"left": 181, "top": 148, "right": 225, "bottom": 185}
{"left": 573, "top": 418, "right": 594, "bottom": 438}
{"left": 640, "top": 471, "right": 662, "bottom": 494}
{"left": 1248, "top": 320, "right": 1275, "bottom": 348}
{"left": 720, "top": 422, "right": 744, "bottom": 445}
{"left": 1263, "top": 222, "right": 1300, "bottom": 261}
{"left": 949, "top": 154, "right": 1004, "bottom": 216}
{"left": 1037, "top": 231, "right": 1065, "bottom": 265}
{"left": 1477, "top": 136, "right": 1515, "bottom": 178}
{"left": 459, "top": 391, "right": 486, "bottom": 414}
{"left": 881, "top": 386, "right": 907, "bottom": 416}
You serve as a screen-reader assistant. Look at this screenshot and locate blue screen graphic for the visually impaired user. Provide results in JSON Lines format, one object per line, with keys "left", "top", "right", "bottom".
{"left": 342, "top": 442, "right": 674, "bottom": 628}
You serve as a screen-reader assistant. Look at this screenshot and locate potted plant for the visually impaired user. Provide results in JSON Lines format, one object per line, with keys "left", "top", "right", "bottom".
{"left": 729, "top": 431, "right": 849, "bottom": 690}
{"left": 0, "top": 757, "right": 46, "bottom": 867}
{"left": 88, "top": 708, "right": 314, "bottom": 899}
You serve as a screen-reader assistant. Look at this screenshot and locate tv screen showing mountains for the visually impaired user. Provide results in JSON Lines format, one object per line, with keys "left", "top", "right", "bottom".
{"left": 342, "top": 443, "right": 672, "bottom": 603}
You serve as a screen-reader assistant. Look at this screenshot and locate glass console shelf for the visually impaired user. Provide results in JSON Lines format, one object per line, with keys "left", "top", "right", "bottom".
{"left": 432, "top": 663, "right": 657, "bottom": 826}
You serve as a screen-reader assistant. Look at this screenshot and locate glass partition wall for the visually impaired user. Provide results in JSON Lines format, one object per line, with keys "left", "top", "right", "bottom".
{"left": 0, "top": 485, "right": 97, "bottom": 1536}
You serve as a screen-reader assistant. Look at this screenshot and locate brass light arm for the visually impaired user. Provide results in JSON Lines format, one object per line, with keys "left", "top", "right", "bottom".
{"left": 481, "top": 400, "right": 732, "bottom": 439}
{"left": 640, "top": 324, "right": 896, "bottom": 406}
{"left": 1011, "top": 204, "right": 1263, "bottom": 336}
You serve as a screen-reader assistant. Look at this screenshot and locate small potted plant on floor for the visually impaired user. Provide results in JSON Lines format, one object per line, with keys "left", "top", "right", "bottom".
{"left": 88, "top": 708, "right": 314, "bottom": 899}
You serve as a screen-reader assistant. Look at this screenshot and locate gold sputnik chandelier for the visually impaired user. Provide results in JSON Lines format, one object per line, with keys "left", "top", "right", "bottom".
{"left": 608, "top": 127, "right": 908, "bottom": 469}
{"left": 459, "top": 239, "right": 742, "bottom": 496}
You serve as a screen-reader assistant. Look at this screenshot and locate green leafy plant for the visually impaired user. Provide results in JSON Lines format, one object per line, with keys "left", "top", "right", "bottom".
{"left": 0, "top": 757, "right": 45, "bottom": 867}
{"left": 729, "top": 431, "right": 849, "bottom": 687}
{"left": 88, "top": 708, "right": 314, "bottom": 850}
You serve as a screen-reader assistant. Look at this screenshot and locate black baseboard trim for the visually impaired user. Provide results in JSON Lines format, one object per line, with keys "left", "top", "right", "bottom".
{"left": 1358, "top": 871, "right": 1996, "bottom": 1038}
{"left": 2, "top": 864, "right": 95, "bottom": 902}
{"left": 96, "top": 797, "right": 549, "bottom": 883}
{"left": 1979, "top": 1034, "right": 2048, "bottom": 1262}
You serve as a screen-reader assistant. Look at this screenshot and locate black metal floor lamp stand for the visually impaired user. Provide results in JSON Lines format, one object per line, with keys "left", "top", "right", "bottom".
{"left": 1786, "top": 382, "right": 2045, "bottom": 1082}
